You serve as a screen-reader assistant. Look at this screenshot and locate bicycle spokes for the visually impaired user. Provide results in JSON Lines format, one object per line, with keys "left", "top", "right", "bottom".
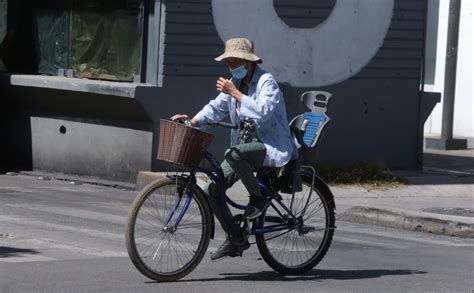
{"left": 255, "top": 178, "right": 335, "bottom": 274}
{"left": 126, "top": 178, "right": 212, "bottom": 281}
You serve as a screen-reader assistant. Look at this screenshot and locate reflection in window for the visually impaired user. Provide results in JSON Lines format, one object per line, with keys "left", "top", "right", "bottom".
{"left": 70, "top": 0, "right": 141, "bottom": 81}
{"left": 33, "top": 0, "right": 142, "bottom": 81}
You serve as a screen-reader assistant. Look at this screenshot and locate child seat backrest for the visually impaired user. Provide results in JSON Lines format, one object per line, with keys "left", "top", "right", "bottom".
{"left": 278, "top": 91, "right": 331, "bottom": 194}
{"left": 289, "top": 91, "right": 332, "bottom": 149}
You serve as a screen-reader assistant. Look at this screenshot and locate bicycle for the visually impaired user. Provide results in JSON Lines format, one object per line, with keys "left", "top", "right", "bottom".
{"left": 125, "top": 91, "right": 336, "bottom": 282}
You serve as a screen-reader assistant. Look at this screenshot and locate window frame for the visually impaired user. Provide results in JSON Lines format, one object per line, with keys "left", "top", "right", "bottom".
{"left": 1, "top": 0, "right": 163, "bottom": 96}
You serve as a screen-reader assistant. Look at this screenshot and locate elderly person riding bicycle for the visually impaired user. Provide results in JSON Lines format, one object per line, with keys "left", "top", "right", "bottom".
{"left": 171, "top": 37, "right": 297, "bottom": 261}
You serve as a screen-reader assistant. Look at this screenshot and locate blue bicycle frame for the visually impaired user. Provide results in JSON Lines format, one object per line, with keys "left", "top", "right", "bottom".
{"left": 164, "top": 151, "right": 303, "bottom": 236}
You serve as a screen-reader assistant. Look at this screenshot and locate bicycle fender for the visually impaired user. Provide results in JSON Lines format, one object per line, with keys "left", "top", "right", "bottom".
{"left": 301, "top": 172, "right": 336, "bottom": 210}
{"left": 193, "top": 184, "right": 216, "bottom": 239}
{"left": 166, "top": 175, "right": 216, "bottom": 239}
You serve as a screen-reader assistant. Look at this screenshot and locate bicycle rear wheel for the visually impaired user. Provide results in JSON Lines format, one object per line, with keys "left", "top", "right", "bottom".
{"left": 255, "top": 176, "right": 335, "bottom": 275}
{"left": 126, "top": 178, "right": 212, "bottom": 282}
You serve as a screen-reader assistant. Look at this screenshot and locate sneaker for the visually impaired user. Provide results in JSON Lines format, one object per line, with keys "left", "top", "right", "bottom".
{"left": 243, "top": 195, "right": 268, "bottom": 219}
{"left": 210, "top": 238, "right": 250, "bottom": 261}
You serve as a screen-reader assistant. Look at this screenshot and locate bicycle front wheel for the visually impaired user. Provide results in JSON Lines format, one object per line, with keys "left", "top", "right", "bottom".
{"left": 126, "top": 178, "right": 212, "bottom": 282}
{"left": 255, "top": 176, "right": 335, "bottom": 275}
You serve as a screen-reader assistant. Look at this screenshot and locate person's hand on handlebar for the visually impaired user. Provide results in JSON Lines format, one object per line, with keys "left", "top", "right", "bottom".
{"left": 170, "top": 114, "right": 199, "bottom": 127}
{"left": 170, "top": 114, "right": 189, "bottom": 121}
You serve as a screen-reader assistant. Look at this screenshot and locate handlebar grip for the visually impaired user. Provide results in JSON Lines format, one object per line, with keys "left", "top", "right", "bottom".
{"left": 173, "top": 118, "right": 192, "bottom": 126}
{"left": 207, "top": 121, "right": 238, "bottom": 129}
{"left": 216, "top": 121, "right": 239, "bottom": 129}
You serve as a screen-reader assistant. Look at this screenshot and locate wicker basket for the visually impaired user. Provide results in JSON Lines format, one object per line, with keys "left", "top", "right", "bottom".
{"left": 157, "top": 119, "right": 214, "bottom": 168}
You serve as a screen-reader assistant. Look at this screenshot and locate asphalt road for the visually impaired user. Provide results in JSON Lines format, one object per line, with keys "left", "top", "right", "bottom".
{"left": 1, "top": 174, "right": 473, "bottom": 293}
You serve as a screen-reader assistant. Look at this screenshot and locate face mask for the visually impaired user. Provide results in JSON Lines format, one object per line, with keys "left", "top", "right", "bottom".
{"left": 230, "top": 65, "right": 248, "bottom": 79}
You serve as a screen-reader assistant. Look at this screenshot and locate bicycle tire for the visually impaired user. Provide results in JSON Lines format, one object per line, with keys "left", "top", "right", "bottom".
{"left": 255, "top": 175, "right": 335, "bottom": 275}
{"left": 126, "top": 178, "right": 212, "bottom": 282}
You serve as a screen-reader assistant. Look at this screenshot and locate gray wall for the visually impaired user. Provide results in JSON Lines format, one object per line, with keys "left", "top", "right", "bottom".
{"left": 1, "top": 0, "right": 428, "bottom": 181}
{"left": 139, "top": 0, "right": 426, "bottom": 170}
{"left": 1, "top": 85, "right": 153, "bottom": 182}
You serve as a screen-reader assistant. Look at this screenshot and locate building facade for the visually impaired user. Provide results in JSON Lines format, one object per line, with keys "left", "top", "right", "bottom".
{"left": 0, "top": 0, "right": 435, "bottom": 182}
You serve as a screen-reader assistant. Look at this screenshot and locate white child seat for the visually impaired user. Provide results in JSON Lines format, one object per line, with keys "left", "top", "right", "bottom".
{"left": 289, "top": 91, "right": 332, "bottom": 150}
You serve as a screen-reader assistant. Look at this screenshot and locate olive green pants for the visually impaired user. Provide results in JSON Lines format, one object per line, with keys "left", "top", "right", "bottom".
{"left": 204, "top": 142, "right": 266, "bottom": 241}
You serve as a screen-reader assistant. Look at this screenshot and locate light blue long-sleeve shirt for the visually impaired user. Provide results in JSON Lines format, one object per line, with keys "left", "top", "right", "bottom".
{"left": 194, "top": 66, "right": 297, "bottom": 167}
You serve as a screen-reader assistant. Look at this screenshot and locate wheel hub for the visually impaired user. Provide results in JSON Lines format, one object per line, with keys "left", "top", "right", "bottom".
{"left": 162, "top": 225, "right": 176, "bottom": 233}
{"left": 295, "top": 216, "right": 315, "bottom": 236}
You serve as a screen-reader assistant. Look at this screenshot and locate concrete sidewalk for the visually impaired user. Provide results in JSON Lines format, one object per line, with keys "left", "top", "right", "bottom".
{"left": 337, "top": 148, "right": 474, "bottom": 238}
{"left": 14, "top": 149, "right": 474, "bottom": 238}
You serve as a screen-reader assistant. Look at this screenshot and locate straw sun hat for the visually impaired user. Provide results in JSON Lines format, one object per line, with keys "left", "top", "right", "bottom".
{"left": 215, "top": 38, "right": 263, "bottom": 64}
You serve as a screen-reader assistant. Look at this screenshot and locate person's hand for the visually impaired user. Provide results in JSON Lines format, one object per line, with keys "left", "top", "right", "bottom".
{"left": 216, "top": 77, "right": 242, "bottom": 102}
{"left": 170, "top": 114, "right": 199, "bottom": 127}
{"left": 216, "top": 77, "right": 236, "bottom": 94}
{"left": 170, "top": 114, "right": 189, "bottom": 121}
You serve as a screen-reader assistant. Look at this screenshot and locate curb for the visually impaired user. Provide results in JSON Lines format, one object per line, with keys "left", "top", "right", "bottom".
{"left": 339, "top": 206, "right": 474, "bottom": 238}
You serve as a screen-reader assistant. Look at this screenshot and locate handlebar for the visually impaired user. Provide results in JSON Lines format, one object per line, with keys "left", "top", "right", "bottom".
{"left": 206, "top": 121, "right": 239, "bottom": 129}
{"left": 172, "top": 118, "right": 238, "bottom": 129}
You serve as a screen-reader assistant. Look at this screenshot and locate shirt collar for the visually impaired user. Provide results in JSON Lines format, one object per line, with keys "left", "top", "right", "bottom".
{"left": 249, "top": 65, "right": 262, "bottom": 84}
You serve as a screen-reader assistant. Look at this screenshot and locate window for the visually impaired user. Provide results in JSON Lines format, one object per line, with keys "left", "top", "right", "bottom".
{"left": 1, "top": 0, "right": 147, "bottom": 82}
{"left": 35, "top": 0, "right": 145, "bottom": 82}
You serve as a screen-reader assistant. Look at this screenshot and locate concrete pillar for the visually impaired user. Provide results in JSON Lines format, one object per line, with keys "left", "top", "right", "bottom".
{"left": 426, "top": 0, "right": 467, "bottom": 150}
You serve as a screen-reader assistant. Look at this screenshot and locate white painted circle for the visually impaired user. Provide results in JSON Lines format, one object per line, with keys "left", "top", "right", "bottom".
{"left": 212, "top": 0, "right": 394, "bottom": 87}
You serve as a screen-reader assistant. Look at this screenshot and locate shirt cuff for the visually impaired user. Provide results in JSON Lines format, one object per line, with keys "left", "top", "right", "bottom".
{"left": 238, "top": 94, "right": 254, "bottom": 117}
{"left": 193, "top": 113, "right": 207, "bottom": 127}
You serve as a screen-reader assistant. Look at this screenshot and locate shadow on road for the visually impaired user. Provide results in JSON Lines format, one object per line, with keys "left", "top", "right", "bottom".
{"left": 147, "top": 269, "right": 426, "bottom": 283}
{"left": 0, "top": 246, "right": 39, "bottom": 258}
{"left": 308, "top": 269, "right": 426, "bottom": 280}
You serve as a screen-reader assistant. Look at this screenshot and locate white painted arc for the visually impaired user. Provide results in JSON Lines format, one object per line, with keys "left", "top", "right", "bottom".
{"left": 212, "top": 0, "right": 394, "bottom": 88}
